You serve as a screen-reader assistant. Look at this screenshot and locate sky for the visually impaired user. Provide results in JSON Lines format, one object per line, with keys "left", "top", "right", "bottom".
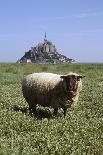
{"left": 0, "top": 0, "right": 103, "bottom": 63}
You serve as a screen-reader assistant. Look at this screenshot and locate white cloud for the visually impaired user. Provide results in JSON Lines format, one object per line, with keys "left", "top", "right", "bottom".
{"left": 74, "top": 12, "right": 97, "bottom": 18}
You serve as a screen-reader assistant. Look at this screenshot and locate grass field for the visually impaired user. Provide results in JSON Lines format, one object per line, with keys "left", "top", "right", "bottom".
{"left": 0, "top": 63, "right": 103, "bottom": 155}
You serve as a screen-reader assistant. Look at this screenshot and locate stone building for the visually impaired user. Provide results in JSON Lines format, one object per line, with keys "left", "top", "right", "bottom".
{"left": 17, "top": 34, "right": 75, "bottom": 64}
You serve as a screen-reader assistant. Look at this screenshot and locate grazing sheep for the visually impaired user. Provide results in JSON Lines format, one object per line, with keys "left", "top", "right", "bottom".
{"left": 22, "top": 72, "right": 84, "bottom": 117}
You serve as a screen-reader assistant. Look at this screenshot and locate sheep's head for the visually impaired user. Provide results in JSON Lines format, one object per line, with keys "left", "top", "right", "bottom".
{"left": 61, "top": 73, "right": 84, "bottom": 96}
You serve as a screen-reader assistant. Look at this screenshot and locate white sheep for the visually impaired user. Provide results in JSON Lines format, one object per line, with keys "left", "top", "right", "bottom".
{"left": 22, "top": 72, "right": 84, "bottom": 117}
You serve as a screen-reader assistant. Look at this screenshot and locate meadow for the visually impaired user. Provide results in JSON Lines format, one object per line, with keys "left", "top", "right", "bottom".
{"left": 0, "top": 63, "right": 103, "bottom": 155}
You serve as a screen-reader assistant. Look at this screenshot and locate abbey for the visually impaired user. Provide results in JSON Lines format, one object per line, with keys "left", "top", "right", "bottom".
{"left": 17, "top": 34, "right": 74, "bottom": 64}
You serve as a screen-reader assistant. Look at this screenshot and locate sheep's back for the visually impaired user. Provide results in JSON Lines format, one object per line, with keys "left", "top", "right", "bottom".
{"left": 22, "top": 73, "right": 61, "bottom": 92}
{"left": 22, "top": 73, "right": 63, "bottom": 107}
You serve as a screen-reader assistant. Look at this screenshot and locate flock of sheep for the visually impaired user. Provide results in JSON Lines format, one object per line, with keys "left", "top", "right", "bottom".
{"left": 22, "top": 72, "right": 84, "bottom": 117}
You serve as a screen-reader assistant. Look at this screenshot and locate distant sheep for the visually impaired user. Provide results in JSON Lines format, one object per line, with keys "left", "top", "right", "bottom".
{"left": 22, "top": 72, "right": 84, "bottom": 117}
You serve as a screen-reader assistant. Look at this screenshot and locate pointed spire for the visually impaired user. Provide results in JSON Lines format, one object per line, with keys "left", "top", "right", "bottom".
{"left": 44, "top": 32, "right": 47, "bottom": 42}
{"left": 45, "top": 32, "right": 46, "bottom": 39}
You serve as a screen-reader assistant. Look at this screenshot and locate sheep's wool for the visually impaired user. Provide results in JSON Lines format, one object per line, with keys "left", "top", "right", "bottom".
{"left": 22, "top": 72, "right": 83, "bottom": 115}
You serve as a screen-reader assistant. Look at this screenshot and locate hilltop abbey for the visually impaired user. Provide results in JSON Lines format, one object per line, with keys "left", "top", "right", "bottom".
{"left": 17, "top": 33, "right": 74, "bottom": 64}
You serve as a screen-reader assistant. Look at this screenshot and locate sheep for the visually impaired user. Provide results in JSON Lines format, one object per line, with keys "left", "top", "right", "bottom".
{"left": 22, "top": 72, "right": 84, "bottom": 117}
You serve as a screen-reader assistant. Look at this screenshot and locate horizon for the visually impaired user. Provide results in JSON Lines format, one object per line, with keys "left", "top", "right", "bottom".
{"left": 0, "top": 0, "right": 103, "bottom": 63}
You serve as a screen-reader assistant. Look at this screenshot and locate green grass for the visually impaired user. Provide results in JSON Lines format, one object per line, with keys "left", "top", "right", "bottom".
{"left": 0, "top": 63, "right": 103, "bottom": 155}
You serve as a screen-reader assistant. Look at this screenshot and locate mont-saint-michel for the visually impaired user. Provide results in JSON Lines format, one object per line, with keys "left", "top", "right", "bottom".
{"left": 17, "top": 34, "right": 75, "bottom": 64}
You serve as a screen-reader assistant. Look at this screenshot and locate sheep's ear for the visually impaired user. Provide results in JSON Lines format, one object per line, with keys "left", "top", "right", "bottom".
{"left": 60, "top": 75, "right": 67, "bottom": 79}
{"left": 77, "top": 75, "right": 85, "bottom": 80}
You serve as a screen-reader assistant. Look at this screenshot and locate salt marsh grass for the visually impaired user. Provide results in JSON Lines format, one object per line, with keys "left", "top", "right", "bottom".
{"left": 0, "top": 63, "right": 103, "bottom": 155}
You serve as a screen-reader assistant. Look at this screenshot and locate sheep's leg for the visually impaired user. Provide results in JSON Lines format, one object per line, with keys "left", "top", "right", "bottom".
{"left": 62, "top": 106, "right": 67, "bottom": 117}
{"left": 53, "top": 108, "right": 58, "bottom": 116}
{"left": 25, "top": 97, "right": 36, "bottom": 114}
{"left": 29, "top": 104, "right": 36, "bottom": 114}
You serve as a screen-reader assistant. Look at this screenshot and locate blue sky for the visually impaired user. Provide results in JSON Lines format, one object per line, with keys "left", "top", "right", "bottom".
{"left": 0, "top": 0, "right": 103, "bottom": 62}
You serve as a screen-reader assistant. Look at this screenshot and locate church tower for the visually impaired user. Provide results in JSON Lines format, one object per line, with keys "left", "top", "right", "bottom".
{"left": 44, "top": 32, "right": 47, "bottom": 42}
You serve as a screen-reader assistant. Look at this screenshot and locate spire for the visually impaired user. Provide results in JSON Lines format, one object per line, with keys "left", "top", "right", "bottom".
{"left": 45, "top": 32, "right": 46, "bottom": 39}
{"left": 44, "top": 32, "right": 47, "bottom": 42}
